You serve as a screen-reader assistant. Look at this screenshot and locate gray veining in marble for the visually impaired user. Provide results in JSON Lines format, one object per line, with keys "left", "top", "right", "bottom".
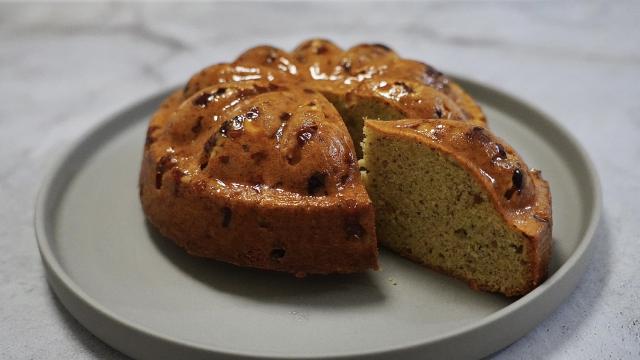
{"left": 1, "top": 1, "right": 639, "bottom": 359}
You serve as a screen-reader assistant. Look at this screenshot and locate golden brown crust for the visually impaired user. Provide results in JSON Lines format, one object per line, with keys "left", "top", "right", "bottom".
{"left": 364, "top": 119, "right": 552, "bottom": 295}
{"left": 140, "top": 170, "right": 377, "bottom": 274}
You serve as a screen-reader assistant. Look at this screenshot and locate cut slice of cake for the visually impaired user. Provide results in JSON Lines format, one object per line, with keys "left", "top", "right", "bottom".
{"left": 362, "top": 119, "right": 552, "bottom": 296}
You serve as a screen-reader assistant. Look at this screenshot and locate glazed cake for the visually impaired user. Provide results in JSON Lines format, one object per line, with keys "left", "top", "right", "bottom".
{"left": 362, "top": 120, "right": 551, "bottom": 296}
{"left": 139, "top": 39, "right": 552, "bottom": 295}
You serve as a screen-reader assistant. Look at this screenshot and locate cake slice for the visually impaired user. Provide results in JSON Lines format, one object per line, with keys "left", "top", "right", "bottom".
{"left": 362, "top": 119, "right": 552, "bottom": 296}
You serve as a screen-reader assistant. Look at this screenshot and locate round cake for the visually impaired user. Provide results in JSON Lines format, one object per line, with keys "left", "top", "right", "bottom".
{"left": 139, "top": 39, "right": 551, "bottom": 295}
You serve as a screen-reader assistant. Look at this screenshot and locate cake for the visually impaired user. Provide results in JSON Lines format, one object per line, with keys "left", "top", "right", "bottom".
{"left": 139, "top": 39, "right": 552, "bottom": 295}
{"left": 362, "top": 120, "right": 551, "bottom": 296}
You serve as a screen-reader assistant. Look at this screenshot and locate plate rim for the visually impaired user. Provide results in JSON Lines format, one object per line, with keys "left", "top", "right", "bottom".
{"left": 34, "top": 77, "right": 602, "bottom": 359}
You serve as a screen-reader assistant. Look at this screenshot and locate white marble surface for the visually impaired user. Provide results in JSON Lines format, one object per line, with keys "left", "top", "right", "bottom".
{"left": 1, "top": 2, "right": 639, "bottom": 359}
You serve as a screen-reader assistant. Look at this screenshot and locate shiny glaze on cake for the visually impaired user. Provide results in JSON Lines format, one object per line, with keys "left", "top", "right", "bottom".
{"left": 185, "top": 39, "right": 486, "bottom": 124}
{"left": 165, "top": 81, "right": 359, "bottom": 196}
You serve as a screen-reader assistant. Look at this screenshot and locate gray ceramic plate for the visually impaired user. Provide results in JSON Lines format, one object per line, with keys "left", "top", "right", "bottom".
{"left": 35, "top": 78, "right": 601, "bottom": 360}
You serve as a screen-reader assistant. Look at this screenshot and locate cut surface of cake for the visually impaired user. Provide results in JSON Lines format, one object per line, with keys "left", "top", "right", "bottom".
{"left": 362, "top": 119, "right": 552, "bottom": 296}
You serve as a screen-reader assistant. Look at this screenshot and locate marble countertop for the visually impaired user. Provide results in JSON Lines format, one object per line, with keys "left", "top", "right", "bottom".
{"left": 1, "top": 2, "right": 638, "bottom": 359}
